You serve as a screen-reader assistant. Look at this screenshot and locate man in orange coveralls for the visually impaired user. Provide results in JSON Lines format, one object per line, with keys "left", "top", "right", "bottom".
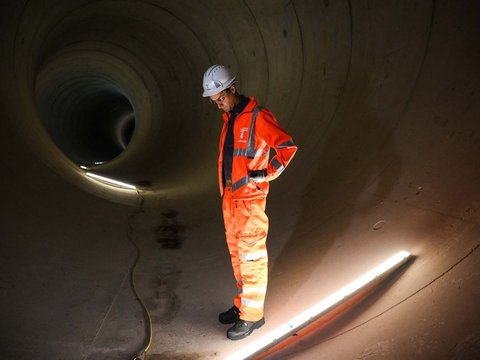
{"left": 202, "top": 65, "right": 298, "bottom": 340}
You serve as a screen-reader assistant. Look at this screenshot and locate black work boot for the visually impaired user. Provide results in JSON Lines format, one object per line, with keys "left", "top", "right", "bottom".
{"left": 219, "top": 305, "right": 240, "bottom": 324}
{"left": 227, "top": 318, "right": 265, "bottom": 340}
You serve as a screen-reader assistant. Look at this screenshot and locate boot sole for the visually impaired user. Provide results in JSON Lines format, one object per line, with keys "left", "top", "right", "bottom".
{"left": 227, "top": 318, "right": 265, "bottom": 340}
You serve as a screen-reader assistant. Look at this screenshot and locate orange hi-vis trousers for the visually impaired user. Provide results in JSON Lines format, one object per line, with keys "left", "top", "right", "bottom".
{"left": 222, "top": 187, "right": 269, "bottom": 322}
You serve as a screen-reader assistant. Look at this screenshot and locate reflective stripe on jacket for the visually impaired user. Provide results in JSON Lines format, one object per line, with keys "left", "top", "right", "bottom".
{"left": 218, "top": 97, "right": 298, "bottom": 199}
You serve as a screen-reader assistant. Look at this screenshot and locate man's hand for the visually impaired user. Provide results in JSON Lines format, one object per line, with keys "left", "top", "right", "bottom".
{"left": 248, "top": 169, "right": 267, "bottom": 183}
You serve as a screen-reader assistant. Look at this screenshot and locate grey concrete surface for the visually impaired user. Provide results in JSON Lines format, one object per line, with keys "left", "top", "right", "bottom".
{"left": 0, "top": 1, "right": 479, "bottom": 359}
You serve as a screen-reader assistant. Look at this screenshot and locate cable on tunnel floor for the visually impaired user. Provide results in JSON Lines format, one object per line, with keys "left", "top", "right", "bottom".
{"left": 127, "top": 191, "right": 153, "bottom": 360}
{"left": 317, "top": 240, "right": 480, "bottom": 347}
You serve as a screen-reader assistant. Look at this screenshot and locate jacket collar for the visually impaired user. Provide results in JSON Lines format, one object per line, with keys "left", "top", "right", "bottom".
{"left": 222, "top": 96, "right": 257, "bottom": 123}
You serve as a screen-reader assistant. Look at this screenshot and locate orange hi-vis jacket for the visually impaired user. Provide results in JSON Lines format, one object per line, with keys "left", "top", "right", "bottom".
{"left": 218, "top": 97, "right": 297, "bottom": 199}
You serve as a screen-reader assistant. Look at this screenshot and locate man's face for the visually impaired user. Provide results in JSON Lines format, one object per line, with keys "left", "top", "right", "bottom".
{"left": 210, "top": 87, "right": 235, "bottom": 112}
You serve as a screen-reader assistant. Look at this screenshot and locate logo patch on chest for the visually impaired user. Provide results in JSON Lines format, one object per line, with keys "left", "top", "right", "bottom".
{"left": 238, "top": 127, "right": 249, "bottom": 143}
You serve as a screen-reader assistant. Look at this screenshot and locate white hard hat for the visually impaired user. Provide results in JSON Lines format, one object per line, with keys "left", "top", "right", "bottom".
{"left": 202, "top": 65, "right": 236, "bottom": 97}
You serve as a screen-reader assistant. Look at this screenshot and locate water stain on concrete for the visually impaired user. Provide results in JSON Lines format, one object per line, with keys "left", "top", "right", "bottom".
{"left": 155, "top": 210, "right": 185, "bottom": 249}
{"left": 146, "top": 263, "right": 181, "bottom": 325}
{"left": 134, "top": 180, "right": 152, "bottom": 187}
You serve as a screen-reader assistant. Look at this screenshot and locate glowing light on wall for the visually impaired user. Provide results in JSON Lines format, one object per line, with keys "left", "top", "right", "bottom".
{"left": 86, "top": 172, "right": 137, "bottom": 190}
{"left": 225, "top": 250, "right": 411, "bottom": 360}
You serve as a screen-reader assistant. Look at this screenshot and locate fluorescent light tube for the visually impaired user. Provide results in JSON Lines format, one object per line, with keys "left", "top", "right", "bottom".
{"left": 86, "top": 172, "right": 136, "bottom": 190}
{"left": 225, "top": 250, "right": 411, "bottom": 360}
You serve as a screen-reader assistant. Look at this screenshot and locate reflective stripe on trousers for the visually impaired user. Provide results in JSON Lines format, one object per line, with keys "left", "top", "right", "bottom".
{"left": 222, "top": 187, "right": 269, "bottom": 322}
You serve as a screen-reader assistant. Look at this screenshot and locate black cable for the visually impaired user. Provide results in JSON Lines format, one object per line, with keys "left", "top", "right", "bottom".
{"left": 127, "top": 191, "right": 153, "bottom": 360}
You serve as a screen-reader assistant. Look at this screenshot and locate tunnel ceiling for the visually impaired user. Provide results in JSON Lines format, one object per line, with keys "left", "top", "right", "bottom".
{"left": 9, "top": 0, "right": 458, "bottom": 203}
{"left": 10, "top": 0, "right": 363, "bottom": 199}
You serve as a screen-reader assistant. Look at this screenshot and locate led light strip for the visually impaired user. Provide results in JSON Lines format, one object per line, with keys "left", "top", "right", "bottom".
{"left": 86, "top": 172, "right": 137, "bottom": 190}
{"left": 225, "top": 250, "right": 411, "bottom": 360}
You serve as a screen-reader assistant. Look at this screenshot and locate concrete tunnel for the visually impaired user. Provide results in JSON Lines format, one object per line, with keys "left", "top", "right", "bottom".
{"left": 1, "top": 0, "right": 479, "bottom": 359}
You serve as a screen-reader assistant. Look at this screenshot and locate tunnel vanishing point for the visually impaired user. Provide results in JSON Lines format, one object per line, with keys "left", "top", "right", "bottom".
{"left": 1, "top": 1, "right": 479, "bottom": 359}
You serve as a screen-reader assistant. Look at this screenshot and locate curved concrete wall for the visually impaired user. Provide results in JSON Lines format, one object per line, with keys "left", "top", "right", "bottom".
{"left": 1, "top": 1, "right": 479, "bottom": 359}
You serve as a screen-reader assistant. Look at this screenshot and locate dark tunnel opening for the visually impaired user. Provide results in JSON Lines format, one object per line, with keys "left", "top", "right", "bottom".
{"left": 35, "top": 75, "right": 136, "bottom": 165}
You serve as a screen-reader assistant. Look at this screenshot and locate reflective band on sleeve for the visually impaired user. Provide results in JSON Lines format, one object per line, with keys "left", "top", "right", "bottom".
{"left": 277, "top": 139, "right": 296, "bottom": 148}
{"left": 253, "top": 147, "right": 266, "bottom": 158}
{"left": 232, "top": 176, "right": 250, "bottom": 191}
{"left": 241, "top": 298, "right": 264, "bottom": 309}
{"left": 246, "top": 106, "right": 263, "bottom": 159}
{"left": 242, "top": 286, "right": 267, "bottom": 295}
{"left": 272, "top": 158, "right": 285, "bottom": 172}
{"left": 243, "top": 250, "right": 268, "bottom": 262}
